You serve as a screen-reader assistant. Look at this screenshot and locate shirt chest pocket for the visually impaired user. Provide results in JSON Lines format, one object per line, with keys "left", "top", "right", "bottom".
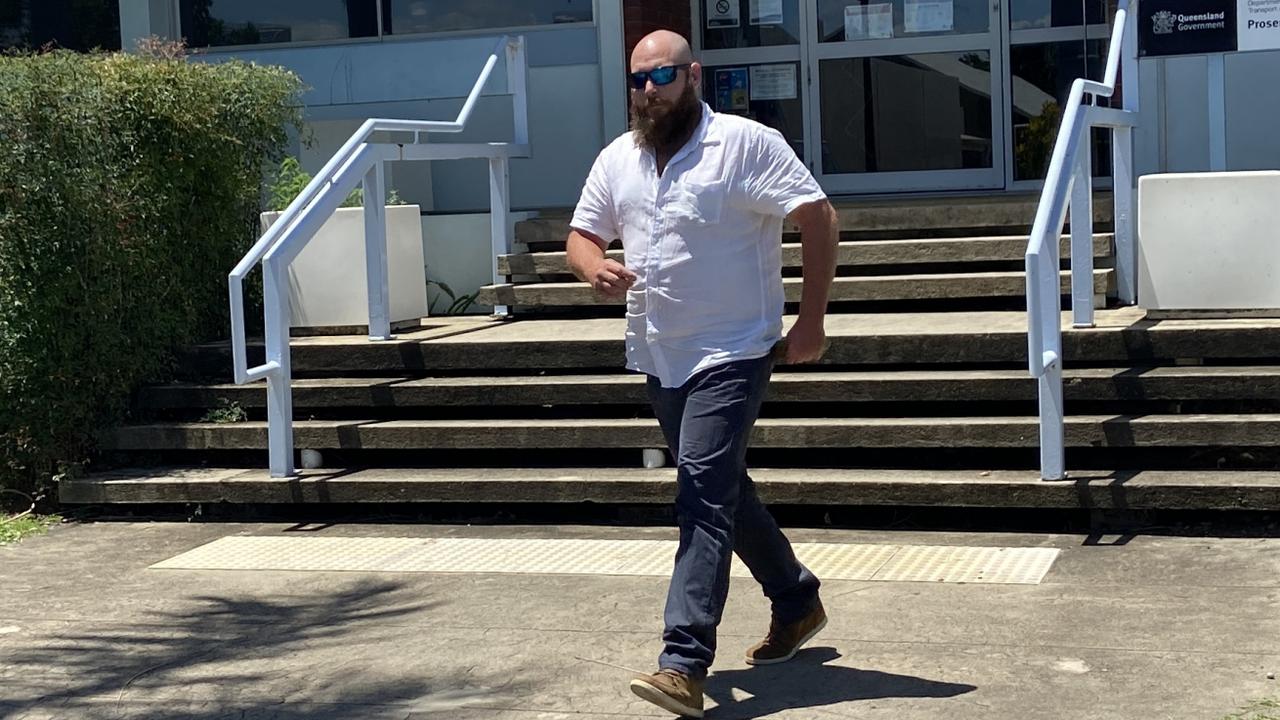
{"left": 666, "top": 180, "right": 725, "bottom": 225}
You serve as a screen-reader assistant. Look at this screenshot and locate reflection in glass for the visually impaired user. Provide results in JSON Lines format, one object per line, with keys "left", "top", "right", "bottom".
{"left": 816, "top": 0, "right": 989, "bottom": 41}
{"left": 819, "top": 52, "right": 993, "bottom": 174}
{"left": 701, "top": 63, "right": 805, "bottom": 158}
{"left": 1010, "top": 40, "right": 1112, "bottom": 180}
{"left": 180, "top": 0, "right": 378, "bottom": 47}
{"left": 1009, "top": 0, "right": 1104, "bottom": 30}
{"left": 0, "top": 0, "right": 121, "bottom": 52}
{"left": 384, "top": 0, "right": 591, "bottom": 36}
{"left": 701, "top": 0, "right": 800, "bottom": 49}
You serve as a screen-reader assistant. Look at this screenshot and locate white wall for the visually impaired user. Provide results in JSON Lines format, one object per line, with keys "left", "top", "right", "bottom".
{"left": 188, "top": 27, "right": 606, "bottom": 212}
{"left": 1136, "top": 50, "right": 1280, "bottom": 174}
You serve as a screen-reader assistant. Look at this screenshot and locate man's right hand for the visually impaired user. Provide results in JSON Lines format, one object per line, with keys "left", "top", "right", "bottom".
{"left": 589, "top": 258, "right": 637, "bottom": 299}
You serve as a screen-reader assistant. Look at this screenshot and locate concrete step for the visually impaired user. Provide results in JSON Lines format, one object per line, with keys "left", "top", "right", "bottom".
{"left": 60, "top": 466, "right": 1280, "bottom": 510}
{"left": 180, "top": 308, "right": 1280, "bottom": 376}
{"left": 478, "top": 269, "right": 1114, "bottom": 308}
{"left": 515, "top": 193, "right": 1115, "bottom": 246}
{"left": 105, "top": 414, "right": 1280, "bottom": 451}
{"left": 498, "top": 235, "right": 1114, "bottom": 276}
{"left": 139, "top": 367, "right": 1280, "bottom": 411}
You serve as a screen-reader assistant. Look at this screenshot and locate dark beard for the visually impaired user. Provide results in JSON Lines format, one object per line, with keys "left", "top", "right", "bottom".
{"left": 631, "top": 81, "right": 702, "bottom": 154}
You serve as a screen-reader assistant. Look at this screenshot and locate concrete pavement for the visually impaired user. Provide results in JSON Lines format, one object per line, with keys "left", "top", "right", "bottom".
{"left": 1, "top": 520, "right": 1277, "bottom": 719}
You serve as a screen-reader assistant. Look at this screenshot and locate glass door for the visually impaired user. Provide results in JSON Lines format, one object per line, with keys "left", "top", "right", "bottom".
{"left": 1004, "top": 0, "right": 1115, "bottom": 189}
{"left": 808, "top": 0, "right": 1007, "bottom": 192}
{"left": 693, "top": 0, "right": 812, "bottom": 162}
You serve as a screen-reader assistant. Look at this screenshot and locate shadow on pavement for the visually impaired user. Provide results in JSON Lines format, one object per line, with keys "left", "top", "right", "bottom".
{"left": 705, "top": 647, "right": 976, "bottom": 719}
{"left": 3, "top": 580, "right": 530, "bottom": 719}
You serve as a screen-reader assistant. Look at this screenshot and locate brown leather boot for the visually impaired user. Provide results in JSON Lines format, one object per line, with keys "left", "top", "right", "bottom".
{"left": 629, "top": 668, "right": 704, "bottom": 718}
{"left": 744, "top": 600, "right": 828, "bottom": 665}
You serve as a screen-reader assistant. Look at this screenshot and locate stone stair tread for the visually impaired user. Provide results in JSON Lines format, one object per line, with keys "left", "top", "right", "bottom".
{"left": 478, "top": 269, "right": 1114, "bottom": 306}
{"left": 60, "top": 466, "right": 1280, "bottom": 510}
{"left": 514, "top": 193, "right": 1115, "bottom": 244}
{"left": 498, "top": 234, "right": 1114, "bottom": 275}
{"left": 181, "top": 308, "right": 1280, "bottom": 374}
{"left": 141, "top": 366, "right": 1280, "bottom": 409}
{"left": 106, "top": 414, "right": 1280, "bottom": 450}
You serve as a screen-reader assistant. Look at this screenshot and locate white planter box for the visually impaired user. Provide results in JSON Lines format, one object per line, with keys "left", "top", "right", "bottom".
{"left": 1139, "top": 171, "right": 1280, "bottom": 311}
{"left": 260, "top": 205, "right": 428, "bottom": 329}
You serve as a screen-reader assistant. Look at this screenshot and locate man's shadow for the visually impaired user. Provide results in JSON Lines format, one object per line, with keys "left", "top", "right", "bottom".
{"left": 704, "top": 647, "right": 976, "bottom": 719}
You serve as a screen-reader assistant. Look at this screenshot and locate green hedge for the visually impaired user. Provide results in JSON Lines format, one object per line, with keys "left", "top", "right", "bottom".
{"left": 0, "top": 48, "right": 303, "bottom": 505}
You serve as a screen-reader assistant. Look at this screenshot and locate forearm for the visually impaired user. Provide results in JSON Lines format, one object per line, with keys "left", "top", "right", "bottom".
{"left": 566, "top": 230, "right": 607, "bottom": 282}
{"left": 795, "top": 202, "right": 838, "bottom": 325}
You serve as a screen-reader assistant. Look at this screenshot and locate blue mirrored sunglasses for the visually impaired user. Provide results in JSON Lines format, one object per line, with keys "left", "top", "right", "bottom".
{"left": 629, "top": 64, "right": 691, "bottom": 90}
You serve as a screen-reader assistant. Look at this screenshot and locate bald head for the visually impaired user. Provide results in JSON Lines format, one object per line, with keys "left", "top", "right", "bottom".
{"left": 630, "top": 30, "right": 694, "bottom": 73}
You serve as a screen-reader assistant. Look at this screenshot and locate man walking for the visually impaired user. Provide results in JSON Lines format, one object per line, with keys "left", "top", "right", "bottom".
{"left": 566, "top": 29, "right": 839, "bottom": 718}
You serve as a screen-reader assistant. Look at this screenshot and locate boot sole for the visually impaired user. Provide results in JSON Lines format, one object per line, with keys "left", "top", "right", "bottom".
{"left": 744, "top": 615, "right": 828, "bottom": 666}
{"left": 629, "top": 678, "right": 704, "bottom": 718}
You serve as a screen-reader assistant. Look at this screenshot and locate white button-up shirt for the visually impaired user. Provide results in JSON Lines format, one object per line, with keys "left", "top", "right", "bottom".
{"left": 570, "top": 103, "right": 826, "bottom": 388}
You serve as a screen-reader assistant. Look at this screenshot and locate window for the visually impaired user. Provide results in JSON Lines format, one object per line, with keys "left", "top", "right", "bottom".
{"left": 383, "top": 0, "right": 592, "bottom": 36}
{"left": 1010, "top": 40, "right": 1112, "bottom": 180}
{"left": 701, "top": 63, "right": 805, "bottom": 158}
{"left": 701, "top": 0, "right": 800, "bottom": 49}
{"left": 0, "top": 0, "right": 121, "bottom": 52}
{"left": 820, "top": 53, "right": 994, "bottom": 174}
{"left": 179, "top": 0, "right": 594, "bottom": 48}
{"left": 179, "top": 0, "right": 379, "bottom": 47}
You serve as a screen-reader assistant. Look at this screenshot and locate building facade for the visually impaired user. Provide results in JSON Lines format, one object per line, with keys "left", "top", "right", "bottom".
{"left": 5, "top": 1, "right": 1277, "bottom": 209}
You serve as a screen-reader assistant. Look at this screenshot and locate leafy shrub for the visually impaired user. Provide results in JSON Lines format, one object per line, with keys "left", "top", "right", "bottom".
{"left": 0, "top": 46, "right": 304, "bottom": 505}
{"left": 265, "top": 156, "right": 406, "bottom": 212}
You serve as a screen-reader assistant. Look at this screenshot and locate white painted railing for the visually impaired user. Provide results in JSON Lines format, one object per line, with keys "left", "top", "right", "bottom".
{"left": 228, "top": 35, "right": 529, "bottom": 478}
{"left": 1025, "top": 3, "right": 1139, "bottom": 480}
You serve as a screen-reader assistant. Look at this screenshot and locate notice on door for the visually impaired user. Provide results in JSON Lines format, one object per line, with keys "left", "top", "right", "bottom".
{"left": 707, "top": 0, "right": 741, "bottom": 28}
{"left": 1239, "top": 0, "right": 1280, "bottom": 50}
{"left": 748, "top": 64, "right": 797, "bottom": 100}
{"left": 845, "top": 4, "right": 895, "bottom": 38}
{"left": 715, "top": 67, "right": 750, "bottom": 110}
{"left": 750, "top": 0, "right": 785, "bottom": 25}
{"left": 904, "top": 0, "right": 954, "bottom": 33}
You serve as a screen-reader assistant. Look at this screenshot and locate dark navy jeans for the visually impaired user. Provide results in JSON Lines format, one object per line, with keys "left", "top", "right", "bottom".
{"left": 647, "top": 354, "right": 821, "bottom": 680}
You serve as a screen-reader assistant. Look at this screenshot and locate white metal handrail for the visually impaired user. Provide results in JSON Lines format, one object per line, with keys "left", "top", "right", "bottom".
{"left": 1025, "top": 2, "right": 1140, "bottom": 480}
{"left": 228, "top": 35, "right": 530, "bottom": 478}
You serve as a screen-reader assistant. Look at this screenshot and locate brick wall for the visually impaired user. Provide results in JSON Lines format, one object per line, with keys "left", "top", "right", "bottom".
{"left": 622, "top": 0, "right": 693, "bottom": 61}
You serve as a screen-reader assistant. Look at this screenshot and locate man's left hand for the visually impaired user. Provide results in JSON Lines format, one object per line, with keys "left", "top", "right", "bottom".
{"left": 783, "top": 319, "right": 828, "bottom": 364}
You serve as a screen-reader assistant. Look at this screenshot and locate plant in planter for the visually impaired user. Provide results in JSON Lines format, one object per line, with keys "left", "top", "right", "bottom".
{"left": 261, "top": 157, "right": 427, "bottom": 331}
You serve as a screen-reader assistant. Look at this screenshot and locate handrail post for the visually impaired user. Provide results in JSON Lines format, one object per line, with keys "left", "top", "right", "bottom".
{"left": 1071, "top": 144, "right": 1096, "bottom": 327}
{"left": 363, "top": 159, "right": 392, "bottom": 340}
{"left": 1114, "top": 0, "right": 1140, "bottom": 303}
{"left": 1039, "top": 351, "right": 1066, "bottom": 480}
{"left": 506, "top": 36, "right": 529, "bottom": 146}
{"left": 489, "top": 156, "right": 512, "bottom": 318}
{"left": 263, "top": 258, "right": 296, "bottom": 478}
{"left": 1040, "top": 221, "right": 1066, "bottom": 480}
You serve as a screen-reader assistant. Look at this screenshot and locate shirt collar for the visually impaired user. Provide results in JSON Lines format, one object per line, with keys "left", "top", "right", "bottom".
{"left": 665, "top": 102, "right": 720, "bottom": 170}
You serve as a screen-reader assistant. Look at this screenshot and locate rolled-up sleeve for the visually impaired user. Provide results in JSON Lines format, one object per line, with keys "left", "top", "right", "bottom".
{"left": 570, "top": 149, "right": 618, "bottom": 248}
{"left": 740, "top": 128, "right": 826, "bottom": 218}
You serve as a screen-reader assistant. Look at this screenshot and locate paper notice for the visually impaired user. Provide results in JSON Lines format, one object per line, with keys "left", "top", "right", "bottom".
{"left": 904, "top": 0, "right": 954, "bottom": 33}
{"left": 707, "top": 0, "right": 741, "bottom": 28}
{"left": 750, "top": 0, "right": 785, "bottom": 24}
{"left": 748, "top": 64, "right": 797, "bottom": 100}
{"left": 1239, "top": 0, "right": 1280, "bottom": 51}
{"left": 845, "top": 4, "right": 894, "bottom": 38}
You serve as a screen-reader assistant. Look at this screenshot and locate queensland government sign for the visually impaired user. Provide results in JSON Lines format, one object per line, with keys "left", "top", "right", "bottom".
{"left": 1140, "top": 0, "right": 1280, "bottom": 55}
